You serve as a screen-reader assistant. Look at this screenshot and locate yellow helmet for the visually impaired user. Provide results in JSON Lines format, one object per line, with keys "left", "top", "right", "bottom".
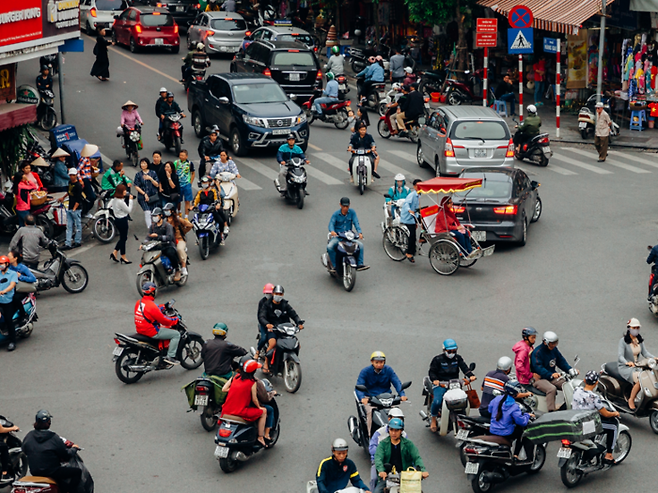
{"left": 370, "top": 351, "right": 386, "bottom": 362}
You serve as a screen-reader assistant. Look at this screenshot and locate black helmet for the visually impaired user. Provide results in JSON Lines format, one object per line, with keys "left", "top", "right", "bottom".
{"left": 522, "top": 327, "right": 537, "bottom": 339}
{"left": 35, "top": 409, "right": 52, "bottom": 424}
{"left": 503, "top": 381, "right": 522, "bottom": 398}
{"left": 163, "top": 203, "right": 175, "bottom": 217}
{"left": 41, "top": 65, "right": 50, "bottom": 72}
{"left": 585, "top": 370, "right": 600, "bottom": 385}
{"left": 286, "top": 133, "right": 295, "bottom": 140}
{"left": 272, "top": 284, "right": 284, "bottom": 295}
{"left": 209, "top": 125, "right": 220, "bottom": 135}
{"left": 166, "top": 92, "right": 174, "bottom": 98}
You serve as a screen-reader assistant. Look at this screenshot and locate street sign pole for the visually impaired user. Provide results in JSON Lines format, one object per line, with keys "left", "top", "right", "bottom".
{"left": 58, "top": 52, "right": 65, "bottom": 124}
{"left": 596, "top": 0, "right": 606, "bottom": 103}
{"left": 518, "top": 54, "right": 523, "bottom": 121}
{"left": 556, "top": 38, "right": 561, "bottom": 138}
{"left": 483, "top": 47, "right": 488, "bottom": 107}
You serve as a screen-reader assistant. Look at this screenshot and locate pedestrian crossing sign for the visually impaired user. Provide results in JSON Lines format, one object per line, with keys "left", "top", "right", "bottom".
{"left": 508, "top": 28, "right": 534, "bottom": 54}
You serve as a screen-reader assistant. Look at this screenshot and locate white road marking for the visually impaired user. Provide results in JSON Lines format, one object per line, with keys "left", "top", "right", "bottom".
{"left": 378, "top": 159, "right": 411, "bottom": 176}
{"left": 312, "top": 153, "right": 348, "bottom": 172}
{"left": 307, "top": 143, "right": 323, "bottom": 151}
{"left": 305, "top": 165, "right": 342, "bottom": 185}
{"left": 234, "top": 178, "right": 262, "bottom": 190}
{"left": 388, "top": 150, "right": 417, "bottom": 164}
{"left": 236, "top": 158, "right": 278, "bottom": 180}
{"left": 568, "top": 148, "right": 650, "bottom": 174}
{"left": 545, "top": 165, "right": 577, "bottom": 175}
{"left": 552, "top": 153, "right": 613, "bottom": 174}
{"left": 609, "top": 150, "right": 658, "bottom": 169}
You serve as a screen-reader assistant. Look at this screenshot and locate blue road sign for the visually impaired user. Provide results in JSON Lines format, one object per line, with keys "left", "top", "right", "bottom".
{"left": 508, "top": 28, "right": 534, "bottom": 54}
{"left": 59, "top": 38, "right": 84, "bottom": 53}
{"left": 543, "top": 37, "right": 558, "bottom": 53}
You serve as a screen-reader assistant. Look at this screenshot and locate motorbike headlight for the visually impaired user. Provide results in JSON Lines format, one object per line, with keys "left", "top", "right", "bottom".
{"left": 295, "top": 113, "right": 307, "bottom": 125}
{"left": 293, "top": 175, "right": 305, "bottom": 183}
{"left": 648, "top": 358, "right": 656, "bottom": 369}
{"left": 130, "top": 132, "right": 140, "bottom": 142}
{"left": 243, "top": 115, "right": 266, "bottom": 127}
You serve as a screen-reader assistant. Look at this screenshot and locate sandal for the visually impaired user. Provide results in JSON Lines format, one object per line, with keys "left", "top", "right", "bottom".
{"left": 406, "top": 255, "right": 415, "bottom": 263}
{"left": 257, "top": 436, "right": 267, "bottom": 447}
{"left": 262, "top": 368, "right": 272, "bottom": 375}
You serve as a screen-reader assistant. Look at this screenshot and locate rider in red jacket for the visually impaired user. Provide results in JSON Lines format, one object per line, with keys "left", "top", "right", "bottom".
{"left": 134, "top": 282, "right": 180, "bottom": 364}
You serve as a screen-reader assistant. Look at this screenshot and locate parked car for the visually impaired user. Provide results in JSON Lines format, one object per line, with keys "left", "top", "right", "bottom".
{"left": 230, "top": 40, "right": 321, "bottom": 104}
{"left": 112, "top": 6, "right": 180, "bottom": 53}
{"left": 416, "top": 106, "right": 514, "bottom": 177}
{"left": 452, "top": 167, "right": 542, "bottom": 246}
{"left": 187, "top": 12, "right": 247, "bottom": 54}
{"left": 187, "top": 73, "right": 309, "bottom": 156}
{"left": 241, "top": 25, "right": 318, "bottom": 53}
{"left": 81, "top": 0, "right": 128, "bottom": 34}
{"left": 149, "top": 0, "right": 201, "bottom": 31}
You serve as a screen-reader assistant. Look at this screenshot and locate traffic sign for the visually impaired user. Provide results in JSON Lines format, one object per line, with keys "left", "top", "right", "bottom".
{"left": 508, "top": 5, "right": 534, "bottom": 29}
{"left": 508, "top": 28, "right": 534, "bottom": 54}
{"left": 543, "top": 37, "right": 558, "bottom": 53}
{"left": 476, "top": 33, "right": 497, "bottom": 48}
{"left": 476, "top": 18, "right": 498, "bottom": 33}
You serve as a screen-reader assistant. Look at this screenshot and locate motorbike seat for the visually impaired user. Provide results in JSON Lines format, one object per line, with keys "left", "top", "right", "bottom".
{"left": 468, "top": 415, "right": 491, "bottom": 424}
{"left": 14, "top": 476, "right": 57, "bottom": 485}
{"left": 524, "top": 384, "right": 546, "bottom": 397}
{"left": 603, "top": 362, "right": 625, "bottom": 381}
{"left": 130, "top": 333, "right": 158, "bottom": 344}
{"left": 221, "top": 414, "right": 248, "bottom": 424}
{"left": 477, "top": 435, "right": 512, "bottom": 447}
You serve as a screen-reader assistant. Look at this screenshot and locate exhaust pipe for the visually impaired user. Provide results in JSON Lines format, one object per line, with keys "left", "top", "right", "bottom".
{"left": 234, "top": 451, "right": 250, "bottom": 462}
{"left": 482, "top": 471, "right": 505, "bottom": 483}
{"left": 419, "top": 410, "right": 428, "bottom": 421}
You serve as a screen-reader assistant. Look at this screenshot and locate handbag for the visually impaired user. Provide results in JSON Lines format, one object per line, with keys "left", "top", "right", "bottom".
{"left": 465, "top": 383, "right": 480, "bottom": 409}
{"left": 399, "top": 467, "right": 423, "bottom": 493}
{"left": 146, "top": 194, "right": 160, "bottom": 205}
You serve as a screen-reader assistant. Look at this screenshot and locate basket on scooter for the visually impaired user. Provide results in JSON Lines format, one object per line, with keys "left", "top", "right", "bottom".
{"left": 523, "top": 409, "right": 602, "bottom": 444}
{"left": 444, "top": 388, "right": 468, "bottom": 410}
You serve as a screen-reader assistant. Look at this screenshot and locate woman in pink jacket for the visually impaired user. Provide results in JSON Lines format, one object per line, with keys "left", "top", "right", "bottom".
{"left": 512, "top": 327, "right": 538, "bottom": 385}
{"left": 120, "top": 100, "right": 143, "bottom": 129}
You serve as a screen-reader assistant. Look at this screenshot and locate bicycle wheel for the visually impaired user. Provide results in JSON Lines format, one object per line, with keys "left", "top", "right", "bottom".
{"left": 429, "top": 239, "right": 460, "bottom": 275}
{"left": 382, "top": 227, "right": 408, "bottom": 261}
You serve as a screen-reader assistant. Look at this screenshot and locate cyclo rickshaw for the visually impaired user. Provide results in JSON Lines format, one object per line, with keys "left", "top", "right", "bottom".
{"left": 381, "top": 177, "right": 495, "bottom": 275}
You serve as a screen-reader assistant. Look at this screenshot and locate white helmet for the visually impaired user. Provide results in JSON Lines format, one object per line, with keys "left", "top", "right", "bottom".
{"left": 543, "top": 331, "right": 558, "bottom": 343}
{"left": 332, "top": 438, "right": 349, "bottom": 451}
{"left": 394, "top": 173, "right": 405, "bottom": 182}
{"left": 527, "top": 104, "right": 537, "bottom": 114}
{"left": 392, "top": 82, "right": 402, "bottom": 91}
{"left": 159, "top": 87, "right": 167, "bottom": 93}
{"left": 388, "top": 408, "right": 405, "bottom": 418}
{"left": 196, "top": 43, "right": 205, "bottom": 51}
{"left": 627, "top": 317, "right": 641, "bottom": 328}
{"left": 497, "top": 356, "right": 513, "bottom": 371}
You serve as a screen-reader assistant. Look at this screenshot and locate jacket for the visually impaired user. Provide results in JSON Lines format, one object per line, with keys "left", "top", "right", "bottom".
{"left": 488, "top": 395, "right": 531, "bottom": 436}
{"left": 277, "top": 144, "right": 306, "bottom": 163}
{"left": 400, "top": 90, "right": 425, "bottom": 120}
{"left": 148, "top": 221, "right": 175, "bottom": 245}
{"left": 121, "top": 109, "right": 143, "bottom": 128}
{"left": 386, "top": 181, "right": 410, "bottom": 202}
{"left": 209, "top": 159, "right": 239, "bottom": 178}
{"left": 512, "top": 340, "right": 534, "bottom": 385}
{"left": 155, "top": 96, "right": 167, "bottom": 118}
{"left": 198, "top": 135, "right": 224, "bottom": 161}
{"left": 194, "top": 189, "right": 219, "bottom": 208}
{"left": 617, "top": 336, "right": 654, "bottom": 383}
{"left": 9, "top": 226, "right": 50, "bottom": 264}
{"left": 434, "top": 205, "right": 461, "bottom": 234}
{"left": 400, "top": 190, "right": 419, "bottom": 225}
{"left": 316, "top": 456, "right": 368, "bottom": 493}
{"left": 323, "top": 79, "right": 339, "bottom": 99}
{"left": 201, "top": 336, "right": 247, "bottom": 376}
{"left": 375, "top": 436, "right": 426, "bottom": 473}
{"left": 167, "top": 216, "right": 193, "bottom": 242}
{"left": 257, "top": 298, "right": 302, "bottom": 328}
{"left": 110, "top": 197, "right": 134, "bottom": 219}
{"left": 52, "top": 161, "right": 70, "bottom": 188}
{"left": 328, "top": 208, "right": 362, "bottom": 235}
{"left": 428, "top": 353, "right": 473, "bottom": 382}
{"left": 517, "top": 114, "right": 541, "bottom": 138}
{"left": 17, "top": 180, "right": 37, "bottom": 211}
{"left": 161, "top": 101, "right": 182, "bottom": 116}
{"left": 647, "top": 245, "right": 658, "bottom": 265}
{"left": 355, "top": 365, "right": 405, "bottom": 400}
{"left": 389, "top": 54, "right": 405, "bottom": 78}
{"left": 324, "top": 54, "right": 345, "bottom": 76}
{"left": 357, "top": 63, "right": 385, "bottom": 82}
{"left": 10, "top": 263, "right": 36, "bottom": 284}
{"left": 134, "top": 296, "right": 178, "bottom": 337}
{"left": 36, "top": 75, "right": 53, "bottom": 92}
{"left": 479, "top": 369, "right": 509, "bottom": 413}
{"left": 369, "top": 424, "right": 407, "bottom": 460}
{"left": 530, "top": 343, "right": 571, "bottom": 380}
{"left": 22, "top": 429, "right": 70, "bottom": 476}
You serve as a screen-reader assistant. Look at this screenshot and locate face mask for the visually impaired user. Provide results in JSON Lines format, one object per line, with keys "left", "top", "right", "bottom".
{"left": 265, "top": 294, "right": 272, "bottom": 300}
{"left": 445, "top": 352, "right": 455, "bottom": 359}
{"left": 202, "top": 184, "right": 209, "bottom": 189}
{"left": 164, "top": 211, "right": 171, "bottom": 217}
{"left": 630, "top": 328, "right": 640, "bottom": 337}
{"left": 273, "top": 295, "right": 283, "bottom": 302}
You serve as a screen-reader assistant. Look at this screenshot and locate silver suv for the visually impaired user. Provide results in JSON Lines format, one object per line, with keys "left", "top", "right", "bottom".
{"left": 187, "top": 12, "right": 247, "bottom": 54}
{"left": 81, "top": 0, "right": 127, "bottom": 34}
{"left": 417, "top": 106, "right": 514, "bottom": 176}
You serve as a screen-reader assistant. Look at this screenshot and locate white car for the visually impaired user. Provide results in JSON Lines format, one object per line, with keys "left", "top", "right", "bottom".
{"left": 80, "top": 0, "right": 127, "bottom": 34}
{"left": 187, "top": 12, "right": 247, "bottom": 55}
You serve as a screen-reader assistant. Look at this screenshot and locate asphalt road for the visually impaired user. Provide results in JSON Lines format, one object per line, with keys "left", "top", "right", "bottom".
{"left": 4, "top": 32, "right": 658, "bottom": 493}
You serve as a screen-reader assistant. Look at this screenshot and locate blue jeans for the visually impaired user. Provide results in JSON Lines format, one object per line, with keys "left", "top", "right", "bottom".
{"left": 17, "top": 210, "right": 30, "bottom": 226}
{"left": 65, "top": 209, "right": 82, "bottom": 246}
{"left": 263, "top": 404, "right": 274, "bottom": 429}
{"left": 327, "top": 236, "right": 364, "bottom": 267}
{"left": 313, "top": 96, "right": 338, "bottom": 115}
{"left": 257, "top": 324, "right": 268, "bottom": 350}
{"left": 500, "top": 93, "right": 516, "bottom": 115}
{"left": 534, "top": 81, "right": 544, "bottom": 104}
{"left": 152, "top": 327, "right": 180, "bottom": 358}
{"left": 452, "top": 231, "right": 472, "bottom": 254}
{"left": 431, "top": 385, "right": 448, "bottom": 417}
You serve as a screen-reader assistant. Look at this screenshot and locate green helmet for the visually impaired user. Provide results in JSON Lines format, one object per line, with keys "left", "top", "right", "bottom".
{"left": 331, "top": 45, "right": 340, "bottom": 55}
{"left": 212, "top": 323, "right": 228, "bottom": 337}
{"left": 326, "top": 72, "right": 334, "bottom": 81}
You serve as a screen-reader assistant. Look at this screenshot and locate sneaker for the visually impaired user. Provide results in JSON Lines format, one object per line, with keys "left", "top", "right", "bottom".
{"left": 356, "top": 265, "right": 370, "bottom": 271}
{"left": 220, "top": 239, "right": 226, "bottom": 246}
{"left": 61, "top": 245, "right": 72, "bottom": 251}
{"left": 7, "top": 343, "right": 16, "bottom": 352}
{"left": 73, "top": 243, "right": 82, "bottom": 248}
{"left": 181, "top": 267, "right": 188, "bottom": 276}
{"left": 85, "top": 213, "right": 93, "bottom": 219}
{"left": 164, "top": 357, "right": 180, "bottom": 365}
{"left": 223, "top": 226, "right": 229, "bottom": 234}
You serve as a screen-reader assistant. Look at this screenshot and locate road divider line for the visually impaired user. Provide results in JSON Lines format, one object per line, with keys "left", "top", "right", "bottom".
{"left": 608, "top": 150, "right": 658, "bottom": 169}
{"left": 568, "top": 148, "right": 650, "bottom": 174}
{"left": 305, "top": 165, "right": 342, "bottom": 185}
{"left": 552, "top": 153, "right": 613, "bottom": 174}
{"left": 236, "top": 158, "right": 278, "bottom": 180}
{"left": 388, "top": 150, "right": 417, "bottom": 164}
{"left": 307, "top": 143, "right": 322, "bottom": 151}
{"left": 312, "top": 153, "right": 348, "bottom": 172}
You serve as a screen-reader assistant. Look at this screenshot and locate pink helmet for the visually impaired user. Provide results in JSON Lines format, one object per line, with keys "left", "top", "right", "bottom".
{"left": 263, "top": 283, "right": 274, "bottom": 294}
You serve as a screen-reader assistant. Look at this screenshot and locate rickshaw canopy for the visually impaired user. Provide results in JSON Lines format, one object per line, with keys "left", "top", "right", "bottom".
{"left": 416, "top": 177, "right": 483, "bottom": 195}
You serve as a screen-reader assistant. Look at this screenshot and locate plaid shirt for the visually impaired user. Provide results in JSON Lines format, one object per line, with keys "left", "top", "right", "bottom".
{"left": 77, "top": 156, "right": 92, "bottom": 180}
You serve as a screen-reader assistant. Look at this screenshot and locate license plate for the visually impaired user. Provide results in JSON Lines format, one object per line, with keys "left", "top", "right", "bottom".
{"left": 112, "top": 346, "right": 123, "bottom": 356}
{"left": 220, "top": 46, "right": 228, "bottom": 52}
{"left": 474, "top": 148, "right": 487, "bottom": 158}
{"left": 456, "top": 429, "right": 469, "bottom": 440}
{"left": 273, "top": 129, "right": 289, "bottom": 135}
{"left": 472, "top": 230, "right": 486, "bottom": 242}
{"left": 542, "top": 146, "right": 551, "bottom": 154}
{"left": 578, "top": 122, "right": 587, "bottom": 129}
{"left": 465, "top": 462, "right": 479, "bottom": 474}
{"left": 155, "top": 38, "right": 163, "bottom": 45}
{"left": 557, "top": 448, "right": 572, "bottom": 459}
{"left": 289, "top": 73, "right": 300, "bottom": 81}
{"left": 214, "top": 445, "right": 229, "bottom": 458}
{"left": 379, "top": 92, "right": 386, "bottom": 99}
{"left": 339, "top": 84, "right": 346, "bottom": 91}
{"left": 194, "top": 395, "right": 209, "bottom": 406}
{"left": 176, "top": 5, "right": 184, "bottom": 11}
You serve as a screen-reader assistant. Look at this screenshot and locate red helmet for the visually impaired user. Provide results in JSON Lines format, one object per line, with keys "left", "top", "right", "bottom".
{"left": 243, "top": 359, "right": 262, "bottom": 373}
{"left": 0, "top": 255, "right": 9, "bottom": 265}
{"left": 263, "top": 283, "right": 274, "bottom": 294}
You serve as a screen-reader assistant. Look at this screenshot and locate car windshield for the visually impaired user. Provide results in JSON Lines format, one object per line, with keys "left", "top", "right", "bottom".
{"left": 96, "top": 0, "right": 126, "bottom": 10}
{"left": 271, "top": 51, "right": 316, "bottom": 67}
{"left": 140, "top": 13, "right": 174, "bottom": 27}
{"left": 451, "top": 121, "right": 509, "bottom": 140}
{"left": 210, "top": 18, "right": 247, "bottom": 30}
{"left": 232, "top": 83, "right": 288, "bottom": 104}
{"left": 454, "top": 177, "right": 512, "bottom": 199}
{"left": 277, "top": 34, "right": 314, "bottom": 46}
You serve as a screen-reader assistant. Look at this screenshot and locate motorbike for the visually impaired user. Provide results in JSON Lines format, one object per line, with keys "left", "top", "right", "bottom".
{"left": 513, "top": 125, "right": 552, "bottom": 167}
{"left": 117, "top": 124, "right": 141, "bottom": 167}
{"left": 419, "top": 365, "right": 476, "bottom": 437}
{"left": 136, "top": 238, "right": 188, "bottom": 296}
{"left": 112, "top": 299, "right": 203, "bottom": 383}
{"left": 522, "top": 356, "right": 581, "bottom": 413}
{"left": 256, "top": 322, "right": 303, "bottom": 393}
{"left": 0, "top": 293, "right": 38, "bottom": 346}
{"left": 0, "top": 416, "right": 28, "bottom": 487}
{"left": 90, "top": 189, "right": 117, "bottom": 243}
{"left": 214, "top": 378, "right": 280, "bottom": 473}
{"left": 418, "top": 69, "right": 446, "bottom": 98}
{"left": 183, "top": 65, "right": 207, "bottom": 91}
{"left": 215, "top": 171, "right": 239, "bottom": 224}
{"left": 274, "top": 157, "right": 308, "bottom": 209}
{"left": 0, "top": 189, "right": 55, "bottom": 238}
{"left": 357, "top": 76, "right": 387, "bottom": 112}
{"left": 444, "top": 70, "right": 484, "bottom": 106}
{"left": 321, "top": 231, "right": 362, "bottom": 292}
{"left": 349, "top": 148, "right": 374, "bottom": 195}
{"left": 37, "top": 89, "right": 57, "bottom": 131}
{"left": 161, "top": 112, "right": 184, "bottom": 155}
{"left": 598, "top": 357, "right": 658, "bottom": 434}
{"left": 335, "top": 74, "right": 350, "bottom": 97}
{"left": 40, "top": 54, "right": 59, "bottom": 76}
{"left": 184, "top": 371, "right": 238, "bottom": 432}
{"left": 191, "top": 203, "right": 224, "bottom": 260}
{"left": 30, "top": 243, "right": 89, "bottom": 294}
{"left": 348, "top": 381, "right": 412, "bottom": 455}
{"left": 577, "top": 94, "right": 620, "bottom": 140}
{"left": 302, "top": 91, "right": 351, "bottom": 129}
{"left": 11, "top": 447, "right": 93, "bottom": 493}
{"left": 377, "top": 110, "right": 426, "bottom": 143}
{"left": 648, "top": 245, "right": 658, "bottom": 317}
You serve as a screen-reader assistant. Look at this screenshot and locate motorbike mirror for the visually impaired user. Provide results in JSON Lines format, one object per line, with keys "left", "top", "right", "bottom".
{"left": 418, "top": 117, "right": 426, "bottom": 126}
{"left": 249, "top": 346, "right": 257, "bottom": 356}
{"left": 573, "top": 355, "right": 580, "bottom": 365}
{"left": 355, "top": 384, "right": 368, "bottom": 392}
{"left": 469, "top": 362, "right": 476, "bottom": 371}
{"left": 218, "top": 97, "right": 229, "bottom": 104}
{"left": 383, "top": 193, "right": 392, "bottom": 199}
{"left": 384, "top": 463, "right": 392, "bottom": 473}
{"left": 289, "top": 94, "right": 297, "bottom": 101}
{"left": 400, "top": 381, "right": 412, "bottom": 390}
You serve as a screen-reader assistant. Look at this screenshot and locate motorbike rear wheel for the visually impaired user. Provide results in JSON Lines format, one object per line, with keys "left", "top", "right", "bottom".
{"left": 13, "top": 451, "right": 28, "bottom": 479}
{"left": 651, "top": 410, "right": 658, "bottom": 434}
{"left": 40, "top": 108, "right": 57, "bottom": 131}
{"left": 199, "top": 236, "right": 210, "bottom": 260}
{"left": 219, "top": 457, "right": 239, "bottom": 473}
{"left": 35, "top": 215, "right": 54, "bottom": 239}
{"left": 580, "top": 129, "right": 588, "bottom": 139}
{"left": 93, "top": 216, "right": 116, "bottom": 243}
{"left": 560, "top": 453, "right": 583, "bottom": 488}
{"left": 200, "top": 406, "right": 218, "bottom": 432}
{"left": 528, "top": 444, "right": 546, "bottom": 473}
{"left": 382, "top": 227, "right": 408, "bottom": 261}
{"left": 378, "top": 102, "right": 387, "bottom": 117}
{"left": 130, "top": 150, "right": 139, "bottom": 168}
{"left": 136, "top": 271, "right": 155, "bottom": 297}
{"left": 283, "top": 360, "right": 302, "bottom": 393}
{"left": 612, "top": 430, "right": 632, "bottom": 463}
{"left": 377, "top": 119, "right": 391, "bottom": 139}
{"left": 343, "top": 263, "right": 356, "bottom": 291}
{"left": 448, "top": 90, "right": 462, "bottom": 106}
{"left": 61, "top": 264, "right": 89, "bottom": 293}
{"left": 334, "top": 109, "right": 350, "bottom": 130}
{"left": 305, "top": 108, "right": 315, "bottom": 124}
{"left": 179, "top": 337, "right": 204, "bottom": 370}
{"left": 115, "top": 350, "right": 144, "bottom": 384}
{"left": 471, "top": 465, "right": 493, "bottom": 493}
{"left": 351, "top": 59, "right": 366, "bottom": 73}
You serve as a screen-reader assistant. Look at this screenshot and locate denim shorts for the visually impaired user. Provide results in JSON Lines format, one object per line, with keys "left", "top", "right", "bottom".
{"left": 180, "top": 183, "right": 193, "bottom": 202}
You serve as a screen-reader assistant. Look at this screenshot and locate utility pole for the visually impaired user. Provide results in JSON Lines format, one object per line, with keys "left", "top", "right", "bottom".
{"left": 596, "top": 0, "right": 606, "bottom": 103}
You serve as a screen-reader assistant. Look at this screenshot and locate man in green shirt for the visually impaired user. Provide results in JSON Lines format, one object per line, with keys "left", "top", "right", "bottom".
{"left": 513, "top": 104, "right": 541, "bottom": 151}
{"left": 101, "top": 160, "right": 132, "bottom": 194}
{"left": 374, "top": 418, "right": 427, "bottom": 492}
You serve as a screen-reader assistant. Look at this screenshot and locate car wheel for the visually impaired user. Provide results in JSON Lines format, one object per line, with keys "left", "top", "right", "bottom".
{"left": 299, "top": 140, "right": 308, "bottom": 152}
{"left": 86, "top": 20, "right": 93, "bottom": 34}
{"left": 230, "top": 128, "right": 247, "bottom": 157}
{"left": 518, "top": 217, "right": 527, "bottom": 246}
{"left": 187, "top": 34, "right": 193, "bottom": 51}
{"left": 129, "top": 37, "right": 138, "bottom": 53}
{"left": 531, "top": 196, "right": 542, "bottom": 223}
{"left": 416, "top": 142, "right": 427, "bottom": 168}
{"left": 193, "top": 110, "right": 206, "bottom": 138}
{"left": 111, "top": 31, "right": 118, "bottom": 45}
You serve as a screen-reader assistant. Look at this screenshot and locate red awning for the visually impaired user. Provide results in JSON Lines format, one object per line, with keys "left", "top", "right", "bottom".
{"left": 416, "top": 177, "right": 483, "bottom": 195}
{"left": 0, "top": 103, "right": 37, "bottom": 132}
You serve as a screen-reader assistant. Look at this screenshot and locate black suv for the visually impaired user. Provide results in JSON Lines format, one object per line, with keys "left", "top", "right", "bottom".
{"left": 187, "top": 73, "right": 309, "bottom": 156}
{"left": 147, "top": 0, "right": 201, "bottom": 30}
{"left": 230, "top": 40, "right": 321, "bottom": 104}
{"left": 246, "top": 25, "right": 318, "bottom": 52}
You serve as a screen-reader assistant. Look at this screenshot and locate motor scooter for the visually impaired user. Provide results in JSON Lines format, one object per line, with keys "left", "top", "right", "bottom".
{"left": 274, "top": 157, "right": 308, "bottom": 209}
{"left": 90, "top": 189, "right": 116, "bottom": 243}
{"left": 522, "top": 355, "right": 581, "bottom": 413}
{"left": 418, "top": 69, "right": 446, "bottom": 98}
{"left": 377, "top": 110, "right": 426, "bottom": 143}
{"left": 117, "top": 124, "right": 141, "bottom": 167}
{"left": 0, "top": 416, "right": 27, "bottom": 487}
{"left": 215, "top": 171, "right": 239, "bottom": 224}
{"left": 302, "top": 91, "right": 351, "bottom": 129}
{"left": 349, "top": 148, "right": 373, "bottom": 195}
{"left": 135, "top": 238, "right": 188, "bottom": 296}
{"left": 321, "top": 231, "right": 363, "bottom": 292}
{"left": 30, "top": 243, "right": 89, "bottom": 294}
{"left": 255, "top": 322, "right": 304, "bottom": 393}
{"left": 0, "top": 293, "right": 37, "bottom": 346}
{"left": 161, "top": 112, "right": 185, "bottom": 155}
{"left": 191, "top": 203, "right": 223, "bottom": 260}
{"left": 444, "top": 70, "right": 483, "bottom": 106}
{"left": 512, "top": 119, "right": 552, "bottom": 167}
{"left": 648, "top": 245, "right": 658, "bottom": 317}
{"left": 37, "top": 89, "right": 57, "bottom": 131}
{"left": 577, "top": 94, "right": 619, "bottom": 140}
{"left": 183, "top": 66, "right": 207, "bottom": 91}
{"left": 357, "top": 77, "right": 387, "bottom": 112}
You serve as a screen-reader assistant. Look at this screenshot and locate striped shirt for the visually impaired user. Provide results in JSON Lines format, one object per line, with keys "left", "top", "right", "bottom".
{"left": 77, "top": 156, "right": 92, "bottom": 180}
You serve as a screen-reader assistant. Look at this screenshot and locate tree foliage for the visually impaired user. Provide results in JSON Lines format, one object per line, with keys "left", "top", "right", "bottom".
{"left": 404, "top": 0, "right": 458, "bottom": 26}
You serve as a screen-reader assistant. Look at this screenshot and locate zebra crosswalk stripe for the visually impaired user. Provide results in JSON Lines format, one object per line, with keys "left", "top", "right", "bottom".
{"left": 236, "top": 158, "right": 279, "bottom": 180}
{"left": 609, "top": 150, "right": 658, "bottom": 169}
{"left": 567, "top": 148, "right": 650, "bottom": 174}
{"left": 388, "top": 150, "right": 417, "bottom": 164}
{"left": 551, "top": 153, "right": 613, "bottom": 174}
{"left": 305, "top": 164, "right": 343, "bottom": 185}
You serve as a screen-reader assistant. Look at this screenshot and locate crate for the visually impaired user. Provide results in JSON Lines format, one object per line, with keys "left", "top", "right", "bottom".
{"left": 524, "top": 409, "right": 602, "bottom": 444}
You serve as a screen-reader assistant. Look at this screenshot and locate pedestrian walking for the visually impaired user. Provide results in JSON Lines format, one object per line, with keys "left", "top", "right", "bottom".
{"left": 77, "top": 144, "right": 99, "bottom": 218}
{"left": 595, "top": 102, "right": 612, "bottom": 162}
{"left": 58, "top": 169, "right": 84, "bottom": 250}
{"left": 533, "top": 56, "right": 546, "bottom": 106}
{"left": 110, "top": 184, "right": 134, "bottom": 264}
{"left": 90, "top": 28, "right": 113, "bottom": 81}
{"left": 400, "top": 179, "right": 421, "bottom": 263}
{"left": 133, "top": 158, "right": 160, "bottom": 229}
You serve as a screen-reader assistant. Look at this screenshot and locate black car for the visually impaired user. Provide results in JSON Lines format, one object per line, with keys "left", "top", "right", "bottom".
{"left": 244, "top": 25, "right": 318, "bottom": 52}
{"left": 148, "top": 0, "right": 201, "bottom": 30}
{"left": 187, "top": 73, "right": 309, "bottom": 156}
{"left": 230, "top": 40, "right": 321, "bottom": 103}
{"left": 452, "top": 167, "right": 542, "bottom": 246}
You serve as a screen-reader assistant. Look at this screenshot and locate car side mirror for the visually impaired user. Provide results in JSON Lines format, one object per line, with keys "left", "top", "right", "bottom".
{"left": 418, "top": 117, "right": 426, "bottom": 126}
{"left": 531, "top": 180, "right": 540, "bottom": 189}
{"left": 355, "top": 384, "right": 368, "bottom": 392}
{"left": 400, "top": 381, "right": 412, "bottom": 390}
{"left": 469, "top": 362, "right": 476, "bottom": 371}
{"left": 113, "top": 14, "right": 119, "bottom": 19}
{"left": 218, "top": 97, "right": 229, "bottom": 104}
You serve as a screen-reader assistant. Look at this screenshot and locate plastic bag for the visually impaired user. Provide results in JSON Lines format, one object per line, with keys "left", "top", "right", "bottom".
{"left": 400, "top": 467, "right": 422, "bottom": 493}
{"left": 67, "top": 453, "right": 94, "bottom": 493}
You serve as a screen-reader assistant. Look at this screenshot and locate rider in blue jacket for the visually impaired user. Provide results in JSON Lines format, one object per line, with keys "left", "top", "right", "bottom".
{"left": 327, "top": 196, "right": 368, "bottom": 271}
{"left": 356, "top": 56, "right": 385, "bottom": 98}
{"left": 276, "top": 134, "right": 308, "bottom": 194}
{"left": 531, "top": 331, "right": 575, "bottom": 411}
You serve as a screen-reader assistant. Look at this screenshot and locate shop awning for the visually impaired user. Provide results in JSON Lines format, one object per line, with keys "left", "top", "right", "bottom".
{"left": 0, "top": 103, "right": 37, "bottom": 132}
{"left": 477, "top": 0, "right": 617, "bottom": 35}
{"left": 630, "top": 0, "right": 658, "bottom": 11}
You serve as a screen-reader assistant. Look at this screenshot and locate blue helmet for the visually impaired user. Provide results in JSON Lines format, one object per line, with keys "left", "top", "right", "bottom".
{"left": 504, "top": 380, "right": 522, "bottom": 397}
{"left": 443, "top": 339, "right": 457, "bottom": 351}
{"left": 141, "top": 282, "right": 157, "bottom": 296}
{"left": 388, "top": 418, "right": 404, "bottom": 430}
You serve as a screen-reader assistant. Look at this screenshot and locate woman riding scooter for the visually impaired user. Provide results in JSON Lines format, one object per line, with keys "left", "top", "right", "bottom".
{"left": 489, "top": 381, "right": 535, "bottom": 462}
{"left": 617, "top": 318, "right": 654, "bottom": 409}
